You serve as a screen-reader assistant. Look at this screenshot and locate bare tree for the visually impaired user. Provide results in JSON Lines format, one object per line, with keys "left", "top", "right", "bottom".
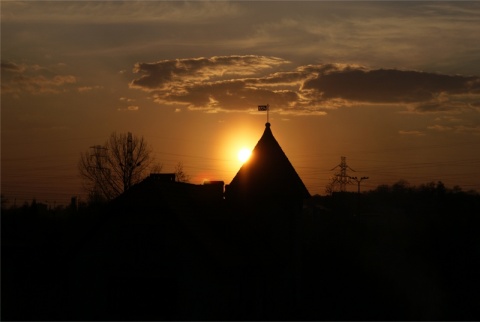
{"left": 174, "top": 162, "right": 190, "bottom": 183}
{"left": 78, "top": 132, "right": 153, "bottom": 202}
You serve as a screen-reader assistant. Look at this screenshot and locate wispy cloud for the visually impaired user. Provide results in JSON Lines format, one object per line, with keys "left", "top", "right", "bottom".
{"left": 1, "top": 1, "right": 241, "bottom": 24}
{"left": 117, "top": 105, "right": 140, "bottom": 112}
{"left": 1, "top": 60, "right": 77, "bottom": 95}
{"left": 130, "top": 55, "right": 480, "bottom": 115}
{"left": 456, "top": 125, "right": 480, "bottom": 135}
{"left": 399, "top": 130, "right": 425, "bottom": 136}
{"left": 222, "top": 2, "right": 480, "bottom": 74}
{"left": 428, "top": 124, "right": 480, "bottom": 135}
{"left": 1, "top": 61, "right": 26, "bottom": 73}
{"left": 77, "top": 85, "right": 103, "bottom": 93}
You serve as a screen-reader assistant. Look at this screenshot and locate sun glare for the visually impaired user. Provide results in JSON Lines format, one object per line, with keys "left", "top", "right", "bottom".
{"left": 237, "top": 148, "right": 252, "bottom": 163}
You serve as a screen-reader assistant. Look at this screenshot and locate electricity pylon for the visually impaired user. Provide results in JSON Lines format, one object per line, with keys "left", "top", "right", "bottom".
{"left": 89, "top": 145, "right": 110, "bottom": 198}
{"left": 89, "top": 145, "right": 108, "bottom": 172}
{"left": 330, "top": 156, "right": 355, "bottom": 192}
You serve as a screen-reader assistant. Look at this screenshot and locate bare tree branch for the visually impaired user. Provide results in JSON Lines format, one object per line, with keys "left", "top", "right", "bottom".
{"left": 78, "top": 132, "right": 153, "bottom": 202}
{"left": 174, "top": 162, "right": 190, "bottom": 183}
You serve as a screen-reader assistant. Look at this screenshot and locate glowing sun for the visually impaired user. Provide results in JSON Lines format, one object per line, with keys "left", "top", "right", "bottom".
{"left": 237, "top": 148, "right": 252, "bottom": 163}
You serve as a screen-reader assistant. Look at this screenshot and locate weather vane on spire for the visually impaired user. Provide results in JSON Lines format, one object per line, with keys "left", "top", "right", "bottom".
{"left": 258, "top": 104, "right": 270, "bottom": 123}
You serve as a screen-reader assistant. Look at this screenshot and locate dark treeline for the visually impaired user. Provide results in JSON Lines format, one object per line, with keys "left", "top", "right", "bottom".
{"left": 2, "top": 181, "right": 480, "bottom": 320}
{"left": 303, "top": 181, "right": 480, "bottom": 320}
{"left": 1, "top": 198, "right": 107, "bottom": 321}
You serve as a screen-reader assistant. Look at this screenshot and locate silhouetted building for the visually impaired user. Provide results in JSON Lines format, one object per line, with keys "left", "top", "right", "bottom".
{"left": 115, "top": 173, "right": 224, "bottom": 209}
{"left": 226, "top": 122, "right": 310, "bottom": 203}
{"left": 225, "top": 122, "right": 309, "bottom": 249}
{"left": 148, "top": 172, "right": 176, "bottom": 182}
{"left": 66, "top": 123, "right": 314, "bottom": 320}
{"left": 224, "top": 122, "right": 311, "bottom": 318}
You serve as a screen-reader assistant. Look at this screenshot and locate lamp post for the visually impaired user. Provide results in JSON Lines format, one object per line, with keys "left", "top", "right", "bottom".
{"left": 349, "top": 176, "right": 369, "bottom": 194}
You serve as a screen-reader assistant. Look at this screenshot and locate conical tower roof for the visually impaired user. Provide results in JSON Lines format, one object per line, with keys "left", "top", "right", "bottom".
{"left": 227, "top": 122, "right": 310, "bottom": 200}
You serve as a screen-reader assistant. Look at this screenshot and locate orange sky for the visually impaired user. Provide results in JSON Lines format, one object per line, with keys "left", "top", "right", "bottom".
{"left": 2, "top": 1, "right": 480, "bottom": 205}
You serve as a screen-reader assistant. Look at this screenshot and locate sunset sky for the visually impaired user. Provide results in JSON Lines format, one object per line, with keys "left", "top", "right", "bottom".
{"left": 2, "top": 1, "right": 480, "bottom": 205}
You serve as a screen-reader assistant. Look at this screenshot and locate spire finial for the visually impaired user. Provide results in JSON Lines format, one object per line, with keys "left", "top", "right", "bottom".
{"left": 265, "top": 122, "right": 271, "bottom": 128}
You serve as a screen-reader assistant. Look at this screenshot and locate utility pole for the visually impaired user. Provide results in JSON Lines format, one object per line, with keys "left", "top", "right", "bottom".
{"left": 330, "top": 156, "right": 355, "bottom": 192}
{"left": 350, "top": 176, "right": 369, "bottom": 194}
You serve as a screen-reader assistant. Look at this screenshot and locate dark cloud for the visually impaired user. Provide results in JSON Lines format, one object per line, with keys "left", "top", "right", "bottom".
{"left": 155, "top": 80, "right": 299, "bottom": 111}
{"left": 130, "top": 55, "right": 289, "bottom": 91}
{"left": 1, "top": 60, "right": 26, "bottom": 73}
{"left": 130, "top": 56, "right": 480, "bottom": 115}
{"left": 1, "top": 61, "right": 77, "bottom": 95}
{"left": 303, "top": 66, "right": 479, "bottom": 103}
{"left": 414, "top": 101, "right": 456, "bottom": 113}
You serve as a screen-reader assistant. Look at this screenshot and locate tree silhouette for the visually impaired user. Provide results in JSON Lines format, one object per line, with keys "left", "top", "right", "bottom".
{"left": 78, "top": 132, "right": 153, "bottom": 201}
{"left": 174, "top": 161, "right": 190, "bottom": 183}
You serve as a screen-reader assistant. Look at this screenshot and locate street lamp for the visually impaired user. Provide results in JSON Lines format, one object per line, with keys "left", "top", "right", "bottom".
{"left": 349, "top": 176, "right": 369, "bottom": 194}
